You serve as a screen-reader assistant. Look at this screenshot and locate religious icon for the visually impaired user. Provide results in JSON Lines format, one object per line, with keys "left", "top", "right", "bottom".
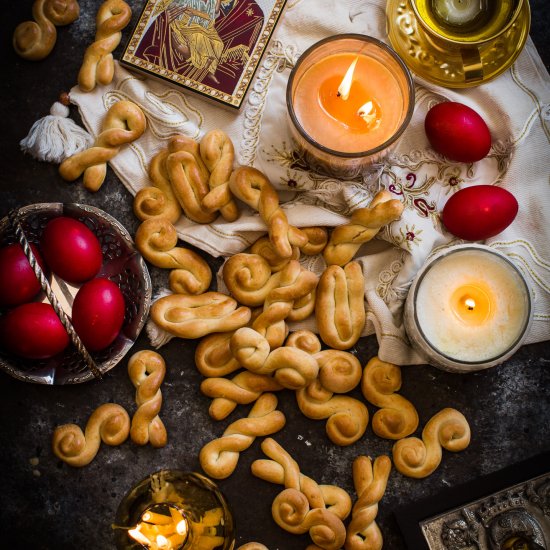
{"left": 122, "top": 0, "right": 287, "bottom": 108}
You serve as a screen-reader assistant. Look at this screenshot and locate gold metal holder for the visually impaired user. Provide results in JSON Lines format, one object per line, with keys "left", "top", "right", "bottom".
{"left": 386, "top": 0, "right": 531, "bottom": 88}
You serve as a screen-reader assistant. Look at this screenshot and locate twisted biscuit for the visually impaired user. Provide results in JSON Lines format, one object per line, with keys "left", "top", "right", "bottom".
{"left": 135, "top": 218, "right": 211, "bottom": 295}
{"left": 230, "top": 327, "right": 318, "bottom": 390}
{"left": 392, "top": 408, "right": 471, "bottom": 479}
{"left": 316, "top": 262, "right": 366, "bottom": 350}
{"left": 151, "top": 292, "right": 251, "bottom": 339}
{"left": 252, "top": 260, "right": 318, "bottom": 349}
{"left": 252, "top": 438, "right": 349, "bottom": 550}
{"left": 59, "top": 100, "right": 146, "bottom": 191}
{"left": 78, "top": 0, "right": 132, "bottom": 92}
{"left": 166, "top": 149, "right": 217, "bottom": 224}
{"left": 272, "top": 489, "right": 347, "bottom": 550}
{"left": 200, "top": 129, "right": 239, "bottom": 221}
{"left": 250, "top": 235, "right": 300, "bottom": 272}
{"left": 52, "top": 403, "right": 130, "bottom": 467}
{"left": 128, "top": 350, "right": 167, "bottom": 448}
{"left": 229, "top": 167, "right": 308, "bottom": 259}
{"left": 133, "top": 149, "right": 182, "bottom": 224}
{"left": 361, "top": 357, "right": 419, "bottom": 440}
{"left": 323, "top": 190, "right": 404, "bottom": 266}
{"left": 200, "top": 371, "right": 284, "bottom": 420}
{"left": 296, "top": 380, "right": 368, "bottom": 446}
{"left": 223, "top": 253, "right": 282, "bottom": 307}
{"left": 249, "top": 227, "right": 328, "bottom": 272}
{"left": 195, "top": 332, "right": 241, "bottom": 378}
{"left": 237, "top": 544, "right": 268, "bottom": 550}
{"left": 13, "top": 0, "right": 80, "bottom": 60}
{"left": 199, "top": 393, "right": 286, "bottom": 479}
{"left": 345, "top": 455, "right": 391, "bottom": 550}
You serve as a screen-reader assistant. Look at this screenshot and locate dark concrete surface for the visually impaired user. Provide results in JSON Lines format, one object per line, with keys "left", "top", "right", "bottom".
{"left": 1, "top": 1, "right": 549, "bottom": 549}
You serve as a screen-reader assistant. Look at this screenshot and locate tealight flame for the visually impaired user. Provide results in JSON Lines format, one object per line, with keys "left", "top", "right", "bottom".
{"left": 337, "top": 56, "right": 358, "bottom": 101}
{"left": 465, "top": 298, "right": 476, "bottom": 311}
{"left": 128, "top": 527, "right": 151, "bottom": 546}
{"left": 156, "top": 534, "right": 169, "bottom": 548}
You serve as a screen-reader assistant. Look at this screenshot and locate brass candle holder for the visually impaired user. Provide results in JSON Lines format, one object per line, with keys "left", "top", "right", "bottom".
{"left": 114, "top": 470, "right": 235, "bottom": 550}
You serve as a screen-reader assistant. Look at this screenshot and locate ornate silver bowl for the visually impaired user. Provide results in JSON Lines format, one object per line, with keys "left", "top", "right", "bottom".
{"left": 0, "top": 203, "right": 152, "bottom": 384}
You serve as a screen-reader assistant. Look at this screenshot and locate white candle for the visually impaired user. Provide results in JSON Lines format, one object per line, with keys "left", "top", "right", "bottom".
{"left": 432, "top": 0, "right": 486, "bottom": 26}
{"left": 405, "top": 245, "right": 532, "bottom": 371}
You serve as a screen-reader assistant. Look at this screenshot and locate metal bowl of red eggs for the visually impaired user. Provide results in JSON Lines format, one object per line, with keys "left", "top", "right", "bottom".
{"left": 0, "top": 203, "right": 152, "bottom": 384}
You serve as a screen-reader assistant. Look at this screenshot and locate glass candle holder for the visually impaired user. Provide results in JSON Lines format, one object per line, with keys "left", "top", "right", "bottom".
{"left": 113, "top": 470, "right": 235, "bottom": 550}
{"left": 404, "top": 244, "right": 533, "bottom": 373}
{"left": 286, "top": 34, "right": 414, "bottom": 178}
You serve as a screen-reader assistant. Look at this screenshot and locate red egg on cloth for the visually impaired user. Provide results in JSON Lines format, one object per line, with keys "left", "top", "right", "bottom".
{"left": 0, "top": 243, "right": 45, "bottom": 307}
{"left": 71, "top": 278, "right": 125, "bottom": 352}
{"left": 0, "top": 302, "right": 69, "bottom": 359}
{"left": 40, "top": 216, "right": 102, "bottom": 283}
{"left": 425, "top": 102, "right": 491, "bottom": 162}
{"left": 442, "top": 185, "right": 519, "bottom": 241}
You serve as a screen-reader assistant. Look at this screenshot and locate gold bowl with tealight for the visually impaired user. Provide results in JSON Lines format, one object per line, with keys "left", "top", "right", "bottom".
{"left": 386, "top": 0, "right": 531, "bottom": 88}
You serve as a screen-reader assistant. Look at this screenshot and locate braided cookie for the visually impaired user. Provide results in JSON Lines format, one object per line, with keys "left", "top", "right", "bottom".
{"left": 195, "top": 332, "right": 241, "bottom": 378}
{"left": 199, "top": 394, "right": 285, "bottom": 479}
{"left": 249, "top": 227, "right": 328, "bottom": 272}
{"left": 392, "top": 408, "right": 471, "bottom": 478}
{"left": 316, "top": 262, "right": 365, "bottom": 350}
{"left": 133, "top": 149, "right": 182, "bottom": 224}
{"left": 223, "top": 253, "right": 282, "bottom": 307}
{"left": 135, "top": 217, "right": 211, "bottom": 295}
{"left": 151, "top": 292, "right": 251, "bottom": 339}
{"left": 166, "top": 149, "right": 217, "bottom": 224}
{"left": 78, "top": 0, "right": 132, "bottom": 92}
{"left": 200, "top": 129, "right": 239, "bottom": 222}
{"left": 323, "top": 190, "right": 404, "bottom": 266}
{"left": 230, "top": 327, "right": 318, "bottom": 390}
{"left": 345, "top": 455, "right": 391, "bottom": 550}
{"left": 52, "top": 403, "right": 130, "bottom": 467}
{"left": 13, "top": 0, "right": 80, "bottom": 60}
{"left": 59, "top": 100, "right": 146, "bottom": 191}
{"left": 252, "top": 260, "right": 318, "bottom": 349}
{"left": 229, "top": 167, "right": 308, "bottom": 259}
{"left": 128, "top": 350, "right": 167, "bottom": 448}
{"left": 361, "top": 357, "right": 418, "bottom": 440}
{"left": 296, "top": 380, "right": 368, "bottom": 446}
{"left": 252, "top": 438, "right": 350, "bottom": 550}
{"left": 237, "top": 544, "right": 268, "bottom": 550}
{"left": 200, "top": 371, "right": 284, "bottom": 421}
{"left": 250, "top": 235, "right": 300, "bottom": 272}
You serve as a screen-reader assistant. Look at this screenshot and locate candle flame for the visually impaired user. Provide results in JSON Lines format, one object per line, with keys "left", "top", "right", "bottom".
{"left": 337, "top": 56, "right": 358, "bottom": 101}
{"left": 176, "top": 520, "right": 188, "bottom": 536}
{"left": 128, "top": 527, "right": 152, "bottom": 546}
{"left": 465, "top": 298, "right": 476, "bottom": 310}
{"left": 156, "top": 534, "right": 169, "bottom": 548}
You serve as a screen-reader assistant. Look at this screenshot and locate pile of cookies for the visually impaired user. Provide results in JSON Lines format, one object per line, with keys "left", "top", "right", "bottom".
{"left": 123, "top": 129, "right": 470, "bottom": 549}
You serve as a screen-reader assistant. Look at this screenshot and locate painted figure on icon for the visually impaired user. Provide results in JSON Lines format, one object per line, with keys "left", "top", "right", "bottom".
{"left": 135, "top": 0, "right": 265, "bottom": 93}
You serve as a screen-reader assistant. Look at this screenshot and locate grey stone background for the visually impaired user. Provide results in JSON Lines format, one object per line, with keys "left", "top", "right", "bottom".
{"left": 1, "top": 1, "right": 549, "bottom": 549}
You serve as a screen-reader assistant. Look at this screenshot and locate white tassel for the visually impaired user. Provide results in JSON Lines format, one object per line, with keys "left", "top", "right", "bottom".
{"left": 20, "top": 98, "right": 93, "bottom": 164}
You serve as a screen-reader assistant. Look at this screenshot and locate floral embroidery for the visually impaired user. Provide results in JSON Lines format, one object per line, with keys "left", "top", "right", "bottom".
{"left": 376, "top": 257, "right": 406, "bottom": 304}
{"left": 392, "top": 224, "right": 424, "bottom": 251}
{"left": 240, "top": 41, "right": 300, "bottom": 166}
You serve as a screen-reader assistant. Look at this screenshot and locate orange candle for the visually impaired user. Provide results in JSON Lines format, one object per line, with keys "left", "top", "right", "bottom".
{"left": 293, "top": 53, "right": 404, "bottom": 153}
{"left": 287, "top": 34, "right": 414, "bottom": 177}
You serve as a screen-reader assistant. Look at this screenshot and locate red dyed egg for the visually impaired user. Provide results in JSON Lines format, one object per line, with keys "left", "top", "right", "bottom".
{"left": 425, "top": 102, "right": 491, "bottom": 162}
{"left": 71, "top": 278, "right": 125, "bottom": 351}
{"left": 0, "top": 302, "right": 69, "bottom": 359}
{"left": 442, "top": 185, "right": 519, "bottom": 241}
{"left": 0, "top": 243, "right": 45, "bottom": 307}
{"left": 40, "top": 217, "right": 102, "bottom": 283}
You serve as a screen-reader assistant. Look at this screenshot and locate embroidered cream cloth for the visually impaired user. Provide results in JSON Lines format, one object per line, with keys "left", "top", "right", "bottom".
{"left": 70, "top": 0, "right": 550, "bottom": 365}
